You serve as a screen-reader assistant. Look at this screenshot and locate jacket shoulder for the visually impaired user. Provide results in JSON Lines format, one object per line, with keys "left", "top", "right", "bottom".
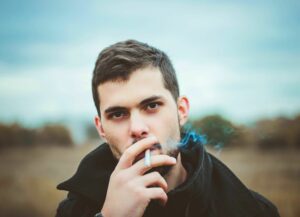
{"left": 251, "top": 191, "right": 281, "bottom": 217}
{"left": 56, "top": 143, "right": 116, "bottom": 205}
{"left": 55, "top": 192, "right": 98, "bottom": 217}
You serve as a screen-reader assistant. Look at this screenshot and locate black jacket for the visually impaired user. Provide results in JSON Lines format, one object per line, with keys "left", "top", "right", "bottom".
{"left": 56, "top": 139, "right": 280, "bottom": 217}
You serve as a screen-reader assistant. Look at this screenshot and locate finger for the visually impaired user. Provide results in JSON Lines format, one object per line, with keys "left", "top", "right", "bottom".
{"left": 116, "top": 136, "right": 158, "bottom": 170}
{"left": 146, "top": 187, "right": 168, "bottom": 206}
{"left": 139, "top": 172, "right": 168, "bottom": 192}
{"left": 131, "top": 154, "right": 177, "bottom": 175}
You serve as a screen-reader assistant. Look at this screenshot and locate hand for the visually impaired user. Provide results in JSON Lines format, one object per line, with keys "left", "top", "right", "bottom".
{"left": 101, "top": 136, "right": 177, "bottom": 217}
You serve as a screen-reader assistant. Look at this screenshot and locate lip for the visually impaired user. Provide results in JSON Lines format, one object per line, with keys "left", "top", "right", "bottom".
{"left": 133, "top": 143, "right": 161, "bottom": 164}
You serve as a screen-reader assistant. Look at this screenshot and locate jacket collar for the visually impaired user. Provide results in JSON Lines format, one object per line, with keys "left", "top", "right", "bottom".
{"left": 57, "top": 143, "right": 117, "bottom": 207}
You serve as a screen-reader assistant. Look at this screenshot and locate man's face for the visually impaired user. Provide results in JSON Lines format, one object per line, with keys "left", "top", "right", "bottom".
{"left": 95, "top": 66, "right": 189, "bottom": 162}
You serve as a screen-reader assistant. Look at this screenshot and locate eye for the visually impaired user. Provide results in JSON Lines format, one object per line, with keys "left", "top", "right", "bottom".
{"left": 145, "top": 102, "right": 161, "bottom": 111}
{"left": 109, "top": 111, "right": 128, "bottom": 120}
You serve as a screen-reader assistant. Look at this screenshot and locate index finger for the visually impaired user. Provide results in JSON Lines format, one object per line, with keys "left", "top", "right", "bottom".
{"left": 115, "top": 136, "right": 158, "bottom": 171}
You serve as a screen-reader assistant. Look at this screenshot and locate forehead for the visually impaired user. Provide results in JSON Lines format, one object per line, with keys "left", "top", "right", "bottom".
{"left": 97, "top": 67, "right": 172, "bottom": 110}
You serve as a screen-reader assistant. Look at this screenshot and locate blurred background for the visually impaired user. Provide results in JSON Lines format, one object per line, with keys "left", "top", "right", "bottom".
{"left": 0, "top": 0, "right": 299, "bottom": 216}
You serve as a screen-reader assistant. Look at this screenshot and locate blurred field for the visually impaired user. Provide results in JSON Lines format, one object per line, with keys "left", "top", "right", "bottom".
{"left": 0, "top": 145, "right": 299, "bottom": 217}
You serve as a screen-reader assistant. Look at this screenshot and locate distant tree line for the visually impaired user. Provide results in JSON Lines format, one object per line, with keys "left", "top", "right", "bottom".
{"left": 191, "top": 114, "right": 300, "bottom": 150}
{"left": 248, "top": 115, "right": 300, "bottom": 150}
{"left": 0, "top": 123, "right": 73, "bottom": 148}
{"left": 1, "top": 114, "right": 299, "bottom": 150}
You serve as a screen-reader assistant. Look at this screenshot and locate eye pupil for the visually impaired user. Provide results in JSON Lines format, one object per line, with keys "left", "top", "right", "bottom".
{"left": 115, "top": 112, "right": 122, "bottom": 117}
{"left": 148, "top": 103, "right": 158, "bottom": 110}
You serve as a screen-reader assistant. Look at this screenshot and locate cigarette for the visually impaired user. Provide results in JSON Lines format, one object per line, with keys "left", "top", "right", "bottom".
{"left": 144, "top": 149, "right": 151, "bottom": 167}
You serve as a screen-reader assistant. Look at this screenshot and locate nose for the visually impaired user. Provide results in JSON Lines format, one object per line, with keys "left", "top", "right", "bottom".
{"left": 130, "top": 111, "right": 149, "bottom": 139}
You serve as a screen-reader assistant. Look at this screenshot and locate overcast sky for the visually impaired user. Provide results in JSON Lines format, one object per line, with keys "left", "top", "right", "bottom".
{"left": 0, "top": 0, "right": 299, "bottom": 127}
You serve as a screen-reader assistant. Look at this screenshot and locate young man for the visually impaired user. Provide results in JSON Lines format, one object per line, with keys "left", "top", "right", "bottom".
{"left": 56, "top": 40, "right": 280, "bottom": 217}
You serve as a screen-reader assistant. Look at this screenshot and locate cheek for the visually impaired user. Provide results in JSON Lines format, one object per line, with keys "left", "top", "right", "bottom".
{"left": 103, "top": 123, "right": 130, "bottom": 154}
{"left": 161, "top": 108, "right": 180, "bottom": 131}
{"left": 149, "top": 110, "right": 180, "bottom": 143}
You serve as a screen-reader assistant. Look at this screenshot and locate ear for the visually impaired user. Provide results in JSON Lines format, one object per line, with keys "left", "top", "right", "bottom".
{"left": 177, "top": 96, "right": 190, "bottom": 126}
{"left": 94, "top": 115, "right": 106, "bottom": 140}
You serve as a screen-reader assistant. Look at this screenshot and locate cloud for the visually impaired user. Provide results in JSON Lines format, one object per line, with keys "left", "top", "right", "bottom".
{"left": 0, "top": 0, "right": 299, "bottom": 124}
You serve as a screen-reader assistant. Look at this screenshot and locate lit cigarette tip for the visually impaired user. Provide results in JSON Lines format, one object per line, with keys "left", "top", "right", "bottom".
{"left": 145, "top": 149, "right": 151, "bottom": 167}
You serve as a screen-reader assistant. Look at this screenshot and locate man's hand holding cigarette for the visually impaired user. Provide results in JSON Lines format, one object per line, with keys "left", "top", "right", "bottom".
{"left": 100, "top": 136, "right": 177, "bottom": 217}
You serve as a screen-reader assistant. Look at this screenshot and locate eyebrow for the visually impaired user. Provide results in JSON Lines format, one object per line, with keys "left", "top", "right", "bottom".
{"left": 139, "top": 95, "right": 164, "bottom": 107}
{"left": 104, "top": 95, "right": 164, "bottom": 115}
{"left": 104, "top": 106, "right": 127, "bottom": 115}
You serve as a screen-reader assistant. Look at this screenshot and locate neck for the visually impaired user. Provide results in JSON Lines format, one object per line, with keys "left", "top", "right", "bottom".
{"left": 164, "top": 153, "right": 187, "bottom": 192}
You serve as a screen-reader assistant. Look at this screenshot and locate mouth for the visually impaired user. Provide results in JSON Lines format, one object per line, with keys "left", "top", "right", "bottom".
{"left": 134, "top": 143, "right": 161, "bottom": 164}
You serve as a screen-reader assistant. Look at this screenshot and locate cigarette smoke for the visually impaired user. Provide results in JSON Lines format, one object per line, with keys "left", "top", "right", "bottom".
{"left": 160, "top": 127, "right": 207, "bottom": 154}
{"left": 179, "top": 124, "right": 225, "bottom": 155}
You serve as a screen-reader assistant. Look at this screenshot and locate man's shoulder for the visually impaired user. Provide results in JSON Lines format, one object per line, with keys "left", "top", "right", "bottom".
{"left": 251, "top": 191, "right": 280, "bottom": 217}
{"left": 205, "top": 152, "right": 280, "bottom": 217}
{"left": 56, "top": 143, "right": 116, "bottom": 204}
{"left": 79, "top": 143, "right": 112, "bottom": 166}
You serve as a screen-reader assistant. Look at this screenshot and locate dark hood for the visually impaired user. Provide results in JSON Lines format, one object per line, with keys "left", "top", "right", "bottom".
{"left": 57, "top": 140, "right": 270, "bottom": 217}
{"left": 57, "top": 144, "right": 117, "bottom": 207}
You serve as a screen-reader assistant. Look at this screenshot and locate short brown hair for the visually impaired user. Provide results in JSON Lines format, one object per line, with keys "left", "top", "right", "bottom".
{"left": 92, "top": 40, "right": 180, "bottom": 115}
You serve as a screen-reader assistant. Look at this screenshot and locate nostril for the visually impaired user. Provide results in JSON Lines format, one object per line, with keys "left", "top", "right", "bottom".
{"left": 131, "top": 133, "right": 149, "bottom": 144}
{"left": 130, "top": 128, "right": 149, "bottom": 140}
{"left": 141, "top": 131, "right": 148, "bottom": 137}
